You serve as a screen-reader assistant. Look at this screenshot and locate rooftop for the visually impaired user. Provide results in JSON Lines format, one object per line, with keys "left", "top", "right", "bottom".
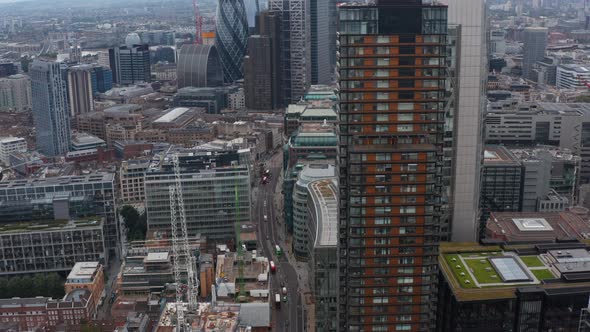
{"left": 0, "top": 136, "right": 25, "bottom": 144}
{"left": 439, "top": 242, "right": 590, "bottom": 301}
{"left": 483, "top": 145, "right": 520, "bottom": 165}
{"left": 486, "top": 210, "right": 590, "bottom": 243}
{"left": 66, "top": 262, "right": 101, "bottom": 281}
{"left": 153, "top": 107, "right": 190, "bottom": 123}
{"left": 0, "top": 217, "right": 103, "bottom": 234}
{"left": 309, "top": 179, "right": 338, "bottom": 248}
{"left": 0, "top": 173, "right": 114, "bottom": 190}
{"left": 559, "top": 64, "right": 590, "bottom": 73}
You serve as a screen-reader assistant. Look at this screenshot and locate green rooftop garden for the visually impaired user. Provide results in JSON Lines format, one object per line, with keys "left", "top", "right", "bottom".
{"left": 531, "top": 269, "right": 555, "bottom": 281}
{"left": 520, "top": 256, "right": 545, "bottom": 268}
{"left": 444, "top": 254, "right": 476, "bottom": 289}
{"left": 0, "top": 217, "right": 101, "bottom": 233}
{"left": 464, "top": 258, "right": 501, "bottom": 284}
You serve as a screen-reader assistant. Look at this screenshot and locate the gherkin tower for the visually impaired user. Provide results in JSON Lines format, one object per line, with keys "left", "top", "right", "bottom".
{"left": 214, "top": 0, "right": 249, "bottom": 83}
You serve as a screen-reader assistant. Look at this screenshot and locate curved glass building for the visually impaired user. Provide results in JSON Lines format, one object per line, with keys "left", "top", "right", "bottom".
{"left": 215, "top": 0, "right": 249, "bottom": 83}
{"left": 177, "top": 44, "right": 223, "bottom": 88}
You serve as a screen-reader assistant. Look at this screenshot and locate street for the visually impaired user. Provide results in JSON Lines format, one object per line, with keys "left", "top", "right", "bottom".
{"left": 253, "top": 151, "right": 305, "bottom": 332}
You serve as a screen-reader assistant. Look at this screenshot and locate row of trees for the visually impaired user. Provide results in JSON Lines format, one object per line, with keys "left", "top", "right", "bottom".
{"left": 120, "top": 205, "right": 148, "bottom": 241}
{"left": 0, "top": 273, "right": 65, "bottom": 299}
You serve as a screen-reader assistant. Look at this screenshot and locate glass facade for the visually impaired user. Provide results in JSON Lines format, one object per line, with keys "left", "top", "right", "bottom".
{"left": 215, "top": 0, "right": 249, "bottom": 83}
{"left": 338, "top": 1, "right": 447, "bottom": 330}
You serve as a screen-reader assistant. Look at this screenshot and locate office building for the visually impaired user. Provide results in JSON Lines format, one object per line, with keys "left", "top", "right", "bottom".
{"left": 522, "top": 27, "right": 548, "bottom": 80}
{"left": 484, "top": 102, "right": 590, "bottom": 183}
{"left": 556, "top": 64, "right": 590, "bottom": 89}
{"left": 307, "top": 178, "right": 337, "bottom": 332}
{"left": 30, "top": 59, "right": 71, "bottom": 157}
{"left": 118, "top": 251, "right": 174, "bottom": 297}
{"left": 120, "top": 160, "right": 150, "bottom": 203}
{"left": 337, "top": 1, "right": 448, "bottom": 330}
{"left": 489, "top": 29, "right": 506, "bottom": 55}
{"left": 0, "top": 136, "right": 27, "bottom": 165}
{"left": 446, "top": 0, "right": 487, "bottom": 242}
{"left": 310, "top": 0, "right": 335, "bottom": 85}
{"left": 144, "top": 150, "right": 250, "bottom": 242}
{"left": 70, "top": 132, "right": 106, "bottom": 151}
{"left": 244, "top": 35, "right": 272, "bottom": 110}
{"left": 292, "top": 164, "right": 336, "bottom": 259}
{"left": 0, "top": 173, "right": 119, "bottom": 257}
{"left": 0, "top": 62, "right": 18, "bottom": 78}
{"left": 173, "top": 86, "right": 235, "bottom": 113}
{"left": 269, "top": 0, "right": 310, "bottom": 102}
{"left": 64, "top": 262, "right": 105, "bottom": 314}
{"left": 0, "top": 74, "right": 31, "bottom": 112}
{"left": 109, "top": 45, "right": 151, "bottom": 85}
{"left": 0, "top": 216, "right": 105, "bottom": 275}
{"left": 91, "top": 65, "right": 113, "bottom": 94}
{"left": 136, "top": 30, "right": 175, "bottom": 46}
{"left": 177, "top": 44, "right": 223, "bottom": 88}
{"left": 437, "top": 243, "right": 590, "bottom": 331}
{"left": 67, "top": 65, "right": 94, "bottom": 117}
{"left": 215, "top": 0, "right": 249, "bottom": 83}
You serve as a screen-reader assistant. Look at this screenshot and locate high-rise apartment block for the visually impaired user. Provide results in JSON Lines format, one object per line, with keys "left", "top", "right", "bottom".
{"left": 522, "top": 27, "right": 548, "bottom": 81}
{"left": 30, "top": 59, "right": 71, "bottom": 157}
{"left": 67, "top": 65, "right": 95, "bottom": 117}
{"left": 0, "top": 74, "right": 31, "bottom": 113}
{"left": 337, "top": 1, "right": 447, "bottom": 330}
{"left": 109, "top": 45, "right": 151, "bottom": 85}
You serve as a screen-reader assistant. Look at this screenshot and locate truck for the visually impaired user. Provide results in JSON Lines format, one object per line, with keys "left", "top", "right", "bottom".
{"left": 275, "top": 293, "right": 281, "bottom": 308}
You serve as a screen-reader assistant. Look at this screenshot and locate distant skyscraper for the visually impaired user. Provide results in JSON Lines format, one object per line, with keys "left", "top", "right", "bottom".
{"left": 215, "top": 0, "right": 249, "bottom": 83}
{"left": 269, "top": 0, "right": 310, "bottom": 102}
{"left": 446, "top": 0, "right": 487, "bottom": 242}
{"left": 337, "top": 0, "right": 448, "bottom": 330}
{"left": 67, "top": 65, "right": 94, "bottom": 117}
{"left": 244, "top": 36, "right": 272, "bottom": 110}
{"left": 109, "top": 45, "right": 151, "bottom": 85}
{"left": 177, "top": 44, "right": 223, "bottom": 88}
{"left": 30, "top": 59, "right": 70, "bottom": 156}
{"left": 244, "top": 11, "right": 284, "bottom": 110}
{"left": 522, "top": 27, "right": 548, "bottom": 80}
{"left": 310, "top": 0, "right": 335, "bottom": 85}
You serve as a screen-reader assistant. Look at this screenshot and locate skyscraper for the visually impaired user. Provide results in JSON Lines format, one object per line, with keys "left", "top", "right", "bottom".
{"left": 446, "top": 0, "right": 487, "bottom": 242}
{"left": 30, "top": 59, "right": 71, "bottom": 156}
{"left": 244, "top": 10, "right": 284, "bottom": 110}
{"left": 215, "top": 0, "right": 249, "bottom": 83}
{"left": 109, "top": 44, "right": 151, "bottom": 85}
{"left": 310, "top": 0, "right": 335, "bottom": 85}
{"left": 522, "top": 27, "right": 548, "bottom": 81}
{"left": 269, "top": 0, "right": 310, "bottom": 103}
{"left": 337, "top": 0, "right": 448, "bottom": 330}
{"left": 67, "top": 65, "right": 94, "bottom": 117}
{"left": 91, "top": 66, "right": 113, "bottom": 94}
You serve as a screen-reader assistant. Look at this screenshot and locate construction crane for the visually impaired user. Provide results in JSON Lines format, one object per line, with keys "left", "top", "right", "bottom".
{"left": 169, "top": 154, "right": 198, "bottom": 330}
{"left": 193, "top": 0, "right": 203, "bottom": 45}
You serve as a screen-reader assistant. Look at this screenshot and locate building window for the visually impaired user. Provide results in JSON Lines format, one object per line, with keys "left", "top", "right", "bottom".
{"left": 396, "top": 324, "right": 412, "bottom": 331}
{"left": 377, "top": 36, "right": 389, "bottom": 43}
{"left": 398, "top": 114, "right": 413, "bottom": 121}
{"left": 398, "top": 103, "right": 414, "bottom": 111}
{"left": 397, "top": 125, "right": 413, "bottom": 132}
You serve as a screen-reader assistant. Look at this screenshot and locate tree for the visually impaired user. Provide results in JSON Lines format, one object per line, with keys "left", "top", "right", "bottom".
{"left": 46, "top": 273, "right": 64, "bottom": 299}
{"left": 120, "top": 205, "right": 147, "bottom": 241}
{"left": 20, "top": 276, "right": 33, "bottom": 298}
{"left": 0, "top": 278, "right": 8, "bottom": 297}
{"left": 32, "top": 274, "right": 46, "bottom": 296}
{"left": 574, "top": 94, "right": 590, "bottom": 103}
{"left": 7, "top": 277, "right": 25, "bottom": 298}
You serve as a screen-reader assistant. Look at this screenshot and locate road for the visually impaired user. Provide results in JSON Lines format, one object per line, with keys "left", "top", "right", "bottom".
{"left": 253, "top": 151, "right": 305, "bottom": 332}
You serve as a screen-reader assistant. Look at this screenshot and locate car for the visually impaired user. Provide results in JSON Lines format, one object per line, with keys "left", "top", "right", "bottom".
{"left": 282, "top": 296, "right": 287, "bottom": 302}
{"left": 282, "top": 287, "right": 287, "bottom": 295}
{"left": 264, "top": 215, "right": 268, "bottom": 222}
{"left": 266, "top": 235, "right": 269, "bottom": 240}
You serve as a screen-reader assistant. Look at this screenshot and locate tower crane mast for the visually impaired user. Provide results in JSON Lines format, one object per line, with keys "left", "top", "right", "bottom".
{"left": 193, "top": 0, "right": 203, "bottom": 44}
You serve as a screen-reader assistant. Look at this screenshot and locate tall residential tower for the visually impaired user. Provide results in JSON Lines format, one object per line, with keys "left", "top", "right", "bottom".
{"left": 337, "top": 0, "right": 447, "bottom": 330}
{"left": 30, "top": 59, "right": 70, "bottom": 156}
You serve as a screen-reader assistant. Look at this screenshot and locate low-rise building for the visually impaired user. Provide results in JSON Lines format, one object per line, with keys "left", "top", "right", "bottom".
{"left": 0, "top": 136, "right": 26, "bottom": 165}
{"left": 119, "top": 160, "right": 150, "bottom": 203}
{"left": 65, "top": 262, "right": 105, "bottom": 314}
{"left": 71, "top": 132, "right": 106, "bottom": 151}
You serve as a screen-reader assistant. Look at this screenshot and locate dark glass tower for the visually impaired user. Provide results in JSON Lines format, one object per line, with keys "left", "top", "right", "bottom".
{"left": 337, "top": 0, "right": 448, "bottom": 330}
{"left": 215, "top": 0, "right": 249, "bottom": 83}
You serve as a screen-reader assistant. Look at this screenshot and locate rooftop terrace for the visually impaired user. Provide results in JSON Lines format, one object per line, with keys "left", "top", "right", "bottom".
{"left": 0, "top": 217, "right": 103, "bottom": 234}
